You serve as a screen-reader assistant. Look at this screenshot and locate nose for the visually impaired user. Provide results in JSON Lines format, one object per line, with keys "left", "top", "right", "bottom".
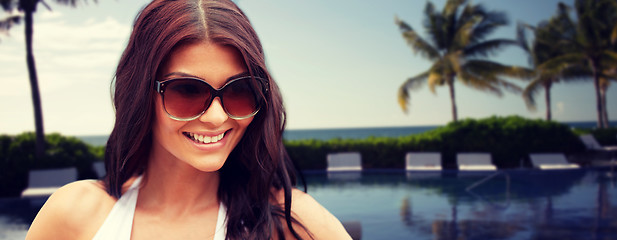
{"left": 199, "top": 97, "right": 228, "bottom": 126}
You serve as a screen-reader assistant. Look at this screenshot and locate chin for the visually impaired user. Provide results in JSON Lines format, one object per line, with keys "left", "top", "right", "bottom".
{"left": 189, "top": 155, "right": 228, "bottom": 172}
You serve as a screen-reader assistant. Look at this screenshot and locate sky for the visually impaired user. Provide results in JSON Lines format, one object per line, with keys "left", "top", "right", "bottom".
{"left": 0, "top": 0, "right": 616, "bottom": 136}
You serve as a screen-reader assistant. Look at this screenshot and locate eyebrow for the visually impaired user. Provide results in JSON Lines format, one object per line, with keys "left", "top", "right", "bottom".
{"left": 161, "top": 71, "right": 250, "bottom": 82}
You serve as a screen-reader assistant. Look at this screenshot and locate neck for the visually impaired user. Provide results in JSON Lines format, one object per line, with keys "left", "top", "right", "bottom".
{"left": 139, "top": 146, "right": 221, "bottom": 215}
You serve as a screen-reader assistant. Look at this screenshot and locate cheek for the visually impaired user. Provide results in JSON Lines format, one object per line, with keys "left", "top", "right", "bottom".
{"left": 235, "top": 117, "right": 253, "bottom": 134}
{"left": 153, "top": 98, "right": 181, "bottom": 140}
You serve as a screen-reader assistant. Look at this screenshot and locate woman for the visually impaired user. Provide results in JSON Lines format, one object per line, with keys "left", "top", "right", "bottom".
{"left": 25, "top": 0, "right": 351, "bottom": 239}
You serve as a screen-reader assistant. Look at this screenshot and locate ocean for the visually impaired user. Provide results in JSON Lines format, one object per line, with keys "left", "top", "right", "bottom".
{"left": 75, "top": 120, "right": 615, "bottom": 147}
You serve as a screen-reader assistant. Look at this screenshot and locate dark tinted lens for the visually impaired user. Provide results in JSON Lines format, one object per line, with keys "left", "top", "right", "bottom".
{"left": 164, "top": 79, "right": 212, "bottom": 119}
{"left": 221, "top": 78, "right": 261, "bottom": 117}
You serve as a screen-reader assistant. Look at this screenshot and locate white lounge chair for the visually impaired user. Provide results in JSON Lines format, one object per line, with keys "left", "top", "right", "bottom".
{"left": 579, "top": 134, "right": 617, "bottom": 152}
{"left": 93, "top": 161, "right": 106, "bottom": 179}
{"left": 341, "top": 221, "right": 362, "bottom": 240}
{"left": 327, "top": 152, "right": 362, "bottom": 172}
{"left": 405, "top": 152, "right": 442, "bottom": 171}
{"left": 457, "top": 153, "right": 497, "bottom": 171}
{"left": 529, "top": 153, "right": 580, "bottom": 170}
{"left": 21, "top": 168, "right": 78, "bottom": 198}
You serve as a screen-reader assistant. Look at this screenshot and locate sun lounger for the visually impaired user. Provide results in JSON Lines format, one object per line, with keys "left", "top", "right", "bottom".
{"left": 93, "top": 161, "right": 106, "bottom": 179}
{"left": 457, "top": 153, "right": 497, "bottom": 171}
{"left": 21, "top": 168, "right": 78, "bottom": 198}
{"left": 405, "top": 152, "right": 442, "bottom": 171}
{"left": 529, "top": 153, "right": 580, "bottom": 170}
{"left": 341, "top": 221, "right": 362, "bottom": 240}
{"left": 579, "top": 134, "right": 617, "bottom": 167}
{"left": 327, "top": 152, "right": 362, "bottom": 172}
{"left": 579, "top": 134, "right": 617, "bottom": 152}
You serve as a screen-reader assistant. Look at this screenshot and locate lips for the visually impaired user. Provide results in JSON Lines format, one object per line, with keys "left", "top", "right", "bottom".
{"left": 184, "top": 131, "right": 226, "bottom": 144}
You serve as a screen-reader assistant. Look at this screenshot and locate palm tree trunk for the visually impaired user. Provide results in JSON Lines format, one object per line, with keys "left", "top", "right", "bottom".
{"left": 600, "top": 84, "right": 609, "bottom": 127}
{"left": 24, "top": 9, "right": 46, "bottom": 160}
{"left": 447, "top": 77, "right": 458, "bottom": 122}
{"left": 591, "top": 62, "right": 605, "bottom": 129}
{"left": 593, "top": 180, "right": 609, "bottom": 239}
{"left": 544, "top": 81, "right": 552, "bottom": 121}
{"left": 450, "top": 200, "right": 459, "bottom": 239}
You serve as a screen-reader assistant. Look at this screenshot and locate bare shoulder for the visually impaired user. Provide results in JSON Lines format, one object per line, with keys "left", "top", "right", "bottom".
{"left": 273, "top": 188, "right": 352, "bottom": 240}
{"left": 26, "top": 180, "right": 116, "bottom": 240}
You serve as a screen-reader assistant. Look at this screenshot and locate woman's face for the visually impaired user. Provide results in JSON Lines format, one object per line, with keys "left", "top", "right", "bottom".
{"left": 152, "top": 42, "right": 253, "bottom": 172}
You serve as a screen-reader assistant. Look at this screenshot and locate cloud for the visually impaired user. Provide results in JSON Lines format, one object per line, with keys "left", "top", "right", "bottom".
{"left": 0, "top": 13, "right": 131, "bottom": 134}
{"left": 2, "top": 15, "right": 130, "bottom": 92}
{"left": 33, "top": 16, "right": 130, "bottom": 51}
{"left": 38, "top": 10, "right": 63, "bottom": 20}
{"left": 555, "top": 101, "right": 565, "bottom": 115}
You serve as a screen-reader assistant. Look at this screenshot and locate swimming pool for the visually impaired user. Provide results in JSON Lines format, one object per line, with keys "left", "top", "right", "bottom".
{"left": 307, "top": 169, "right": 617, "bottom": 239}
{"left": 1, "top": 169, "right": 616, "bottom": 239}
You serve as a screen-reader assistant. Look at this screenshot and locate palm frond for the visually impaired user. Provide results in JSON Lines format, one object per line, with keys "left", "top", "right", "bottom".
{"left": 516, "top": 22, "right": 532, "bottom": 53}
{"left": 405, "top": 71, "right": 431, "bottom": 91}
{"left": 559, "top": 65, "right": 592, "bottom": 82}
{"left": 553, "top": 2, "right": 577, "bottom": 40}
{"left": 1, "top": 0, "right": 15, "bottom": 11}
{"left": 458, "top": 70, "right": 503, "bottom": 96}
{"left": 423, "top": 2, "right": 446, "bottom": 49}
{"left": 464, "top": 59, "right": 534, "bottom": 80}
{"left": 452, "top": 15, "right": 478, "bottom": 48}
{"left": 443, "top": 0, "right": 466, "bottom": 18}
{"left": 522, "top": 77, "right": 550, "bottom": 110}
{"left": 398, "top": 86, "right": 411, "bottom": 113}
{"left": 446, "top": 52, "right": 463, "bottom": 77}
{"left": 398, "top": 71, "right": 430, "bottom": 113}
{"left": 601, "top": 50, "right": 617, "bottom": 63}
{"left": 457, "top": 4, "right": 475, "bottom": 28}
{"left": 457, "top": 60, "right": 528, "bottom": 96}
{"left": 462, "top": 60, "right": 502, "bottom": 78}
{"left": 0, "top": 14, "right": 20, "bottom": 36}
{"left": 502, "top": 65, "right": 536, "bottom": 80}
{"left": 497, "top": 78, "right": 523, "bottom": 93}
{"left": 52, "top": 0, "right": 97, "bottom": 7}
{"left": 396, "top": 16, "right": 441, "bottom": 61}
{"left": 468, "top": 7, "right": 508, "bottom": 43}
{"left": 463, "top": 39, "right": 518, "bottom": 58}
{"left": 427, "top": 71, "right": 445, "bottom": 94}
{"left": 443, "top": 0, "right": 466, "bottom": 48}
{"left": 611, "top": 21, "right": 617, "bottom": 45}
{"left": 537, "top": 52, "right": 585, "bottom": 75}
{"left": 424, "top": 61, "right": 448, "bottom": 94}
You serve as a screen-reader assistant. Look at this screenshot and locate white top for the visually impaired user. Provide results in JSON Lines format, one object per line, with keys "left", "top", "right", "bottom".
{"left": 92, "top": 176, "right": 228, "bottom": 240}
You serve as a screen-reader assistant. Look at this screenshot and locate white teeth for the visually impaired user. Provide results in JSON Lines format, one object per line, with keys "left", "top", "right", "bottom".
{"left": 187, "top": 132, "right": 225, "bottom": 144}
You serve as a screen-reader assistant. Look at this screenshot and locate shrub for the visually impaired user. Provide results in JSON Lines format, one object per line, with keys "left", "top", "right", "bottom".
{"left": 572, "top": 127, "right": 617, "bottom": 146}
{"left": 0, "top": 132, "right": 101, "bottom": 197}
{"left": 285, "top": 116, "right": 586, "bottom": 170}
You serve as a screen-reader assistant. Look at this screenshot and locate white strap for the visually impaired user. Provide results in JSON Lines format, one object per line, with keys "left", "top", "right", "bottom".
{"left": 213, "top": 202, "right": 228, "bottom": 240}
{"left": 92, "top": 176, "right": 142, "bottom": 240}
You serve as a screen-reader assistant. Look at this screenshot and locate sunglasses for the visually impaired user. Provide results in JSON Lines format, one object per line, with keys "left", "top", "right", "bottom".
{"left": 155, "top": 76, "right": 268, "bottom": 121}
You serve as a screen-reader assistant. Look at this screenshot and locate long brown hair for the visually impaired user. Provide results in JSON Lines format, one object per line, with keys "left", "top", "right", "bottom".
{"left": 104, "top": 0, "right": 306, "bottom": 239}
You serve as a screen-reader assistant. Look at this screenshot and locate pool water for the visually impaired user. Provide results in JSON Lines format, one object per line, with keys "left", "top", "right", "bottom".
{"left": 306, "top": 169, "right": 617, "bottom": 239}
{"left": 1, "top": 169, "right": 616, "bottom": 239}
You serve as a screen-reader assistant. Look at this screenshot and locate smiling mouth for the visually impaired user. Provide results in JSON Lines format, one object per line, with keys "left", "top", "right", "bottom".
{"left": 183, "top": 131, "right": 227, "bottom": 144}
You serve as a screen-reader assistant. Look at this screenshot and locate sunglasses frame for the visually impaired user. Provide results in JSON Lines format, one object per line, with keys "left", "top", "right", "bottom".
{"left": 155, "top": 76, "right": 268, "bottom": 121}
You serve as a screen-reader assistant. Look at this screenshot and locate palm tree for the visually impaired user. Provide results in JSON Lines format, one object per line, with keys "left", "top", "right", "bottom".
{"left": 0, "top": 0, "right": 94, "bottom": 159}
{"left": 517, "top": 4, "right": 589, "bottom": 121}
{"left": 395, "top": 0, "right": 531, "bottom": 122}
{"left": 539, "top": 0, "right": 617, "bottom": 128}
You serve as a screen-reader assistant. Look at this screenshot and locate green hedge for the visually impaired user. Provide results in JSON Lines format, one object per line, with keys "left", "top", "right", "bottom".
{"left": 285, "top": 116, "right": 586, "bottom": 170}
{"left": 0, "top": 116, "right": 611, "bottom": 197}
{"left": 0, "top": 132, "right": 103, "bottom": 197}
{"left": 572, "top": 127, "right": 617, "bottom": 146}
